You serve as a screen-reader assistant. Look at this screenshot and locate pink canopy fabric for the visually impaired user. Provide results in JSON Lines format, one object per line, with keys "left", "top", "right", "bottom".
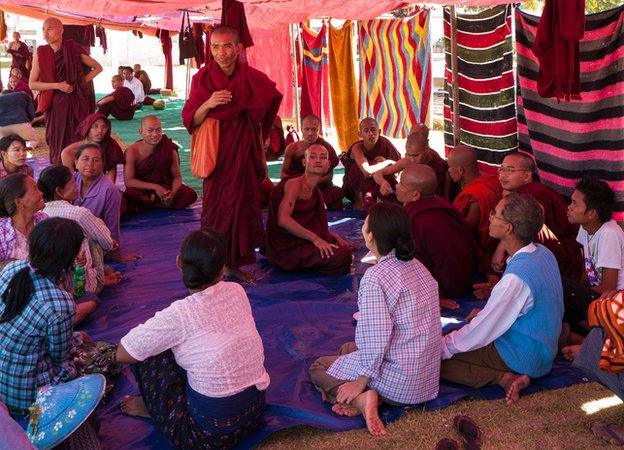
{"left": 1, "top": 0, "right": 519, "bottom": 31}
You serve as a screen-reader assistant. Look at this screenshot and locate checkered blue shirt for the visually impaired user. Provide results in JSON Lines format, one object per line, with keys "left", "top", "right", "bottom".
{"left": 0, "top": 260, "right": 76, "bottom": 411}
{"left": 327, "top": 251, "right": 442, "bottom": 405}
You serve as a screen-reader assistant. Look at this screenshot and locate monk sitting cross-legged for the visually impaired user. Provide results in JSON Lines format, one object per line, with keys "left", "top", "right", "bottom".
{"left": 267, "top": 144, "right": 352, "bottom": 275}
{"left": 280, "top": 114, "right": 344, "bottom": 210}
{"left": 373, "top": 124, "right": 451, "bottom": 199}
{"left": 123, "top": 115, "right": 197, "bottom": 215}
{"left": 97, "top": 75, "right": 135, "bottom": 121}
{"left": 341, "top": 118, "right": 400, "bottom": 210}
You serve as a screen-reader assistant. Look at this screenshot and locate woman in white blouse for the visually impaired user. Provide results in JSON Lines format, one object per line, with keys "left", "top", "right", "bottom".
{"left": 115, "top": 229, "right": 269, "bottom": 449}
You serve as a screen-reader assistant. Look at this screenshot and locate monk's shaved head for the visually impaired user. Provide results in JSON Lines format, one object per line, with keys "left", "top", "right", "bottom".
{"left": 211, "top": 25, "right": 240, "bottom": 44}
{"left": 43, "top": 17, "right": 64, "bottom": 45}
{"left": 505, "top": 152, "right": 536, "bottom": 172}
{"left": 111, "top": 75, "right": 123, "bottom": 83}
{"left": 141, "top": 115, "right": 162, "bottom": 129}
{"left": 302, "top": 115, "right": 321, "bottom": 127}
{"left": 359, "top": 117, "right": 378, "bottom": 131}
{"left": 400, "top": 163, "right": 438, "bottom": 198}
{"left": 43, "top": 17, "right": 63, "bottom": 29}
{"left": 448, "top": 145, "right": 478, "bottom": 170}
{"left": 304, "top": 143, "right": 328, "bottom": 158}
{"left": 409, "top": 123, "right": 429, "bottom": 140}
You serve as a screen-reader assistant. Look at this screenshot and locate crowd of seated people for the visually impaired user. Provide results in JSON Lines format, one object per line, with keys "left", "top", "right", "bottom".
{"left": 2, "top": 107, "right": 624, "bottom": 449}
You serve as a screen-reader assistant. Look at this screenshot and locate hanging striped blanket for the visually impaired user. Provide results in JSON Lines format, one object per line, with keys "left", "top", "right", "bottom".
{"left": 516, "top": 6, "right": 624, "bottom": 218}
{"left": 300, "top": 23, "right": 331, "bottom": 128}
{"left": 443, "top": 5, "right": 517, "bottom": 163}
{"left": 358, "top": 10, "right": 431, "bottom": 139}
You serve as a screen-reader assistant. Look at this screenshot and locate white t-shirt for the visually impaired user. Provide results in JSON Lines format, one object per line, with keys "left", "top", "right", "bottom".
{"left": 121, "top": 281, "right": 270, "bottom": 397}
{"left": 577, "top": 220, "right": 624, "bottom": 290}
{"left": 123, "top": 77, "right": 145, "bottom": 103}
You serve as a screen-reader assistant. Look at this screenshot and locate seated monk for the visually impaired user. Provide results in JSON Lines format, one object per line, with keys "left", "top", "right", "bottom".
{"left": 374, "top": 124, "right": 450, "bottom": 199}
{"left": 441, "top": 193, "right": 564, "bottom": 405}
{"left": 397, "top": 163, "right": 475, "bottom": 307}
{"left": 341, "top": 117, "right": 401, "bottom": 210}
{"left": 281, "top": 114, "right": 344, "bottom": 210}
{"left": 97, "top": 75, "right": 135, "bottom": 121}
{"left": 123, "top": 115, "right": 197, "bottom": 215}
{"left": 61, "top": 112, "right": 125, "bottom": 183}
{"left": 448, "top": 145, "right": 502, "bottom": 276}
{"left": 267, "top": 144, "right": 352, "bottom": 275}
{"left": 496, "top": 152, "right": 583, "bottom": 280}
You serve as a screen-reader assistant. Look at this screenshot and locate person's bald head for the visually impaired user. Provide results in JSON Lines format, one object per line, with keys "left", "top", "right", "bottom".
{"left": 303, "top": 143, "right": 330, "bottom": 176}
{"left": 499, "top": 152, "right": 537, "bottom": 191}
{"left": 301, "top": 115, "right": 321, "bottom": 145}
{"left": 396, "top": 163, "right": 438, "bottom": 203}
{"left": 447, "top": 145, "right": 478, "bottom": 183}
{"left": 211, "top": 25, "right": 240, "bottom": 44}
{"left": 405, "top": 128, "right": 430, "bottom": 162}
{"left": 140, "top": 115, "right": 163, "bottom": 146}
{"left": 359, "top": 118, "right": 380, "bottom": 149}
{"left": 42, "top": 18, "right": 64, "bottom": 45}
{"left": 409, "top": 123, "right": 429, "bottom": 141}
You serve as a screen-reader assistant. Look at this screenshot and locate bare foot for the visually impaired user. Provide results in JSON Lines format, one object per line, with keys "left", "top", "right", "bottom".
{"left": 121, "top": 395, "right": 151, "bottom": 418}
{"left": 332, "top": 403, "right": 360, "bottom": 417}
{"left": 351, "top": 390, "right": 387, "bottom": 436}
{"left": 499, "top": 373, "right": 530, "bottom": 406}
{"left": 226, "top": 266, "right": 254, "bottom": 283}
{"left": 562, "top": 344, "right": 582, "bottom": 361}
{"left": 104, "top": 271, "right": 122, "bottom": 286}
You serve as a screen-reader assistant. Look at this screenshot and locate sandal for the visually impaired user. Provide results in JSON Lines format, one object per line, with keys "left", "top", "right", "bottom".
{"left": 454, "top": 415, "right": 483, "bottom": 450}
{"left": 435, "top": 438, "right": 460, "bottom": 450}
{"left": 590, "top": 421, "right": 624, "bottom": 446}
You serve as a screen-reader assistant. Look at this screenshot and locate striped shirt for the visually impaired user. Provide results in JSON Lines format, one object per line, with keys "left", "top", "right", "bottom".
{"left": 327, "top": 251, "right": 442, "bottom": 405}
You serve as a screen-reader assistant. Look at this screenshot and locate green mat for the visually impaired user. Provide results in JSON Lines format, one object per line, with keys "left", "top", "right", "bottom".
{"left": 104, "top": 97, "right": 344, "bottom": 196}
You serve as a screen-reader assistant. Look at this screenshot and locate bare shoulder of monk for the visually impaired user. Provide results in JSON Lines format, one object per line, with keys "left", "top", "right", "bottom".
{"left": 283, "top": 177, "right": 308, "bottom": 202}
{"left": 126, "top": 141, "right": 152, "bottom": 163}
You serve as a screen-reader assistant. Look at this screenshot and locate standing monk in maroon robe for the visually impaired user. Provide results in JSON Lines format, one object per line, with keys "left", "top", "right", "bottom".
{"left": 267, "top": 144, "right": 352, "bottom": 275}
{"left": 123, "top": 115, "right": 197, "bottom": 215}
{"left": 497, "top": 152, "right": 583, "bottom": 280}
{"left": 29, "top": 17, "right": 102, "bottom": 165}
{"left": 281, "top": 115, "right": 344, "bottom": 210}
{"left": 397, "top": 163, "right": 475, "bottom": 309}
{"left": 97, "top": 75, "right": 136, "bottom": 121}
{"left": 341, "top": 118, "right": 401, "bottom": 210}
{"left": 182, "top": 26, "right": 282, "bottom": 281}
{"left": 448, "top": 145, "right": 502, "bottom": 277}
{"left": 373, "top": 126, "right": 451, "bottom": 200}
{"left": 7, "top": 32, "right": 32, "bottom": 79}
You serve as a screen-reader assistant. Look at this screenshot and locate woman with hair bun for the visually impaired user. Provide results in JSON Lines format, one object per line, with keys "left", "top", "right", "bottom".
{"left": 309, "top": 202, "right": 441, "bottom": 436}
{"left": 115, "top": 229, "right": 269, "bottom": 449}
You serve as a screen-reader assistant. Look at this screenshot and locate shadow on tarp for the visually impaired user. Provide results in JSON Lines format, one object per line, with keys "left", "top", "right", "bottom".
{"left": 26, "top": 184, "right": 583, "bottom": 449}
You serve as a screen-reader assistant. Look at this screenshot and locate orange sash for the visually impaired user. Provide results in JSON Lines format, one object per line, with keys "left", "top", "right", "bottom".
{"left": 190, "top": 117, "right": 219, "bottom": 178}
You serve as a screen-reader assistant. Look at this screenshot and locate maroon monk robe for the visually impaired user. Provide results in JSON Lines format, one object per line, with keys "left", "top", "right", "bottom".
{"left": 182, "top": 60, "right": 282, "bottom": 268}
{"left": 287, "top": 138, "right": 344, "bottom": 210}
{"left": 37, "top": 39, "right": 90, "bottom": 164}
{"left": 453, "top": 172, "right": 502, "bottom": 275}
{"left": 74, "top": 112, "right": 125, "bottom": 175}
{"left": 404, "top": 196, "right": 475, "bottom": 299}
{"left": 98, "top": 86, "right": 135, "bottom": 121}
{"left": 13, "top": 79, "right": 34, "bottom": 101}
{"left": 517, "top": 181, "right": 583, "bottom": 280}
{"left": 8, "top": 42, "right": 31, "bottom": 79}
{"left": 266, "top": 180, "right": 352, "bottom": 274}
{"left": 123, "top": 134, "right": 197, "bottom": 215}
{"left": 341, "top": 136, "right": 400, "bottom": 208}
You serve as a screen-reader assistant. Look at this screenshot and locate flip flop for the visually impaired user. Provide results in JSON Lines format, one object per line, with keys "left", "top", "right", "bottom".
{"left": 454, "top": 415, "right": 483, "bottom": 450}
{"left": 435, "top": 438, "right": 460, "bottom": 450}
{"left": 590, "top": 421, "right": 624, "bottom": 446}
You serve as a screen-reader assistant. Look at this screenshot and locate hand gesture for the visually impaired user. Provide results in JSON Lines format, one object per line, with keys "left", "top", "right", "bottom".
{"left": 473, "top": 282, "right": 493, "bottom": 300}
{"left": 153, "top": 185, "right": 170, "bottom": 200}
{"left": 313, "top": 237, "right": 339, "bottom": 258}
{"left": 379, "top": 180, "right": 393, "bottom": 196}
{"left": 440, "top": 298, "right": 459, "bottom": 310}
{"left": 57, "top": 81, "right": 74, "bottom": 93}
{"left": 336, "top": 380, "right": 366, "bottom": 404}
{"left": 205, "top": 90, "right": 232, "bottom": 109}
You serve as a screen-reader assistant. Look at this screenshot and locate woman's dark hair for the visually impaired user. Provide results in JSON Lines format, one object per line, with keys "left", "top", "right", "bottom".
{"left": 1, "top": 217, "right": 84, "bottom": 323}
{"left": 366, "top": 202, "right": 415, "bottom": 261}
{"left": 0, "top": 134, "right": 26, "bottom": 153}
{"left": 75, "top": 142, "right": 103, "bottom": 160}
{"left": 575, "top": 175, "right": 615, "bottom": 224}
{"left": 0, "top": 173, "right": 29, "bottom": 217}
{"left": 37, "top": 165, "right": 73, "bottom": 202}
{"left": 180, "top": 229, "right": 226, "bottom": 289}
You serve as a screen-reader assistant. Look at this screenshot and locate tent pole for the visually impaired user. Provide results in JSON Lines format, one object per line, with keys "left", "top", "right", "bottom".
{"left": 450, "top": 6, "right": 461, "bottom": 146}
{"left": 291, "top": 22, "right": 301, "bottom": 131}
{"left": 185, "top": 58, "right": 191, "bottom": 100}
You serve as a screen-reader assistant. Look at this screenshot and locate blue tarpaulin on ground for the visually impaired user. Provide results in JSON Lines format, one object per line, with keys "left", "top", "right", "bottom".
{"left": 24, "top": 155, "right": 588, "bottom": 449}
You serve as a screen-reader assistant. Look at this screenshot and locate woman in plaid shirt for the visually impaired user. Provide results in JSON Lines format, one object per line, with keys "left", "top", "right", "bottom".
{"left": 310, "top": 202, "right": 441, "bottom": 436}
